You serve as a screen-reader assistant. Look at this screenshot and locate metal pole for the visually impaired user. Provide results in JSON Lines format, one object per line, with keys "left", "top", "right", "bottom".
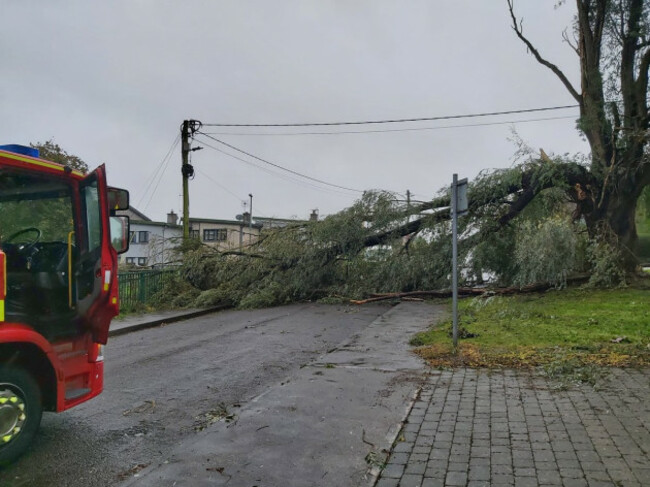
{"left": 452, "top": 173, "right": 459, "bottom": 348}
{"left": 249, "top": 193, "right": 253, "bottom": 244}
{"left": 181, "top": 120, "right": 190, "bottom": 242}
{"left": 406, "top": 189, "right": 411, "bottom": 224}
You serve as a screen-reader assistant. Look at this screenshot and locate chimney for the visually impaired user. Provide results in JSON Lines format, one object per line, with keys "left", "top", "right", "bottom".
{"left": 167, "top": 210, "right": 178, "bottom": 225}
{"left": 310, "top": 209, "right": 319, "bottom": 221}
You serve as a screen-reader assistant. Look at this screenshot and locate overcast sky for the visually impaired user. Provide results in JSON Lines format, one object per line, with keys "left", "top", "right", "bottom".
{"left": 1, "top": 1, "right": 589, "bottom": 222}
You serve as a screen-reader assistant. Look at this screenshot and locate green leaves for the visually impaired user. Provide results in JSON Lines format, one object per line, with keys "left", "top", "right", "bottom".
{"left": 30, "top": 140, "right": 89, "bottom": 174}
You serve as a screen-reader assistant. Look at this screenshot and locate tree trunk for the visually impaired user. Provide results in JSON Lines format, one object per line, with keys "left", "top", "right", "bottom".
{"left": 585, "top": 186, "right": 642, "bottom": 269}
{"left": 606, "top": 196, "right": 639, "bottom": 266}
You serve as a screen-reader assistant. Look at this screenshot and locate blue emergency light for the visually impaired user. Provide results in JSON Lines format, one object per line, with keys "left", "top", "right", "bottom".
{"left": 0, "top": 144, "right": 40, "bottom": 158}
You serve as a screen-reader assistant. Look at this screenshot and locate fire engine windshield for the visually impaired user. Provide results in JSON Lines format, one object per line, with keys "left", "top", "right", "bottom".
{"left": 0, "top": 171, "right": 74, "bottom": 244}
{"left": 0, "top": 170, "right": 80, "bottom": 337}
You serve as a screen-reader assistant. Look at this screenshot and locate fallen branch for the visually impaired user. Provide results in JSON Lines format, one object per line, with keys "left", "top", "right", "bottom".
{"left": 350, "top": 277, "right": 589, "bottom": 304}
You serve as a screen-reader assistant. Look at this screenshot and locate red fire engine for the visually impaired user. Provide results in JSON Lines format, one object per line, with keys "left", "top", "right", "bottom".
{"left": 0, "top": 144, "right": 129, "bottom": 464}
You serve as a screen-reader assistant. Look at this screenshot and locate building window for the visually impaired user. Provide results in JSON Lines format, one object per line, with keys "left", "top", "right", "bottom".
{"left": 138, "top": 231, "right": 149, "bottom": 243}
{"left": 204, "top": 229, "right": 227, "bottom": 241}
{"left": 126, "top": 257, "right": 135, "bottom": 264}
{"left": 137, "top": 257, "right": 147, "bottom": 266}
{"left": 129, "top": 231, "right": 137, "bottom": 244}
{"left": 190, "top": 230, "right": 200, "bottom": 239}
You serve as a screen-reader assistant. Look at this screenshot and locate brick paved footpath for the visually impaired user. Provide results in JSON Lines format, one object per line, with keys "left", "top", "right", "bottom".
{"left": 375, "top": 368, "right": 649, "bottom": 487}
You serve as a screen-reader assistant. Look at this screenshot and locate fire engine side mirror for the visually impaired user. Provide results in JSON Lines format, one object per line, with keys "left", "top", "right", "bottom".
{"left": 110, "top": 216, "right": 130, "bottom": 254}
{"left": 107, "top": 187, "right": 129, "bottom": 213}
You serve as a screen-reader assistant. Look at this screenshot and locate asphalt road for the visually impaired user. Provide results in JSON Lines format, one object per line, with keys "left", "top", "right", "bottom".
{"left": 0, "top": 303, "right": 389, "bottom": 487}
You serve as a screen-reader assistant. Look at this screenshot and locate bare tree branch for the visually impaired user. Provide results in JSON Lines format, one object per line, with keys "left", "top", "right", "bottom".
{"left": 562, "top": 28, "right": 581, "bottom": 55}
{"left": 507, "top": 0, "right": 582, "bottom": 102}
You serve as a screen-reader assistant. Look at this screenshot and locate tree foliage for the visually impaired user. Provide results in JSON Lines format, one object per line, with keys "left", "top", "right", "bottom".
{"left": 178, "top": 161, "right": 594, "bottom": 309}
{"left": 31, "top": 140, "right": 89, "bottom": 174}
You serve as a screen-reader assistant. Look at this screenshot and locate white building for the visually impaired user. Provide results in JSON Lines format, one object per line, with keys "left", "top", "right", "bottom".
{"left": 118, "top": 207, "right": 316, "bottom": 268}
{"left": 118, "top": 209, "right": 182, "bottom": 268}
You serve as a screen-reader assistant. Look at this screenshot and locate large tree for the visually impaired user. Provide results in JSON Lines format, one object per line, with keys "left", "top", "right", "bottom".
{"left": 507, "top": 0, "right": 650, "bottom": 264}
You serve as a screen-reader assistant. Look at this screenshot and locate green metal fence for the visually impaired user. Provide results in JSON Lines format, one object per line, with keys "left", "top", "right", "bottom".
{"left": 118, "top": 269, "right": 177, "bottom": 310}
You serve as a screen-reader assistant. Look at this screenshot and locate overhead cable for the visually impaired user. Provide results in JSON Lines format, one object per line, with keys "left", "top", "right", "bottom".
{"left": 139, "top": 134, "right": 180, "bottom": 209}
{"left": 195, "top": 168, "right": 248, "bottom": 202}
{"left": 196, "top": 137, "right": 360, "bottom": 197}
{"left": 200, "top": 115, "right": 577, "bottom": 137}
{"left": 197, "top": 132, "right": 364, "bottom": 193}
{"left": 201, "top": 104, "right": 579, "bottom": 128}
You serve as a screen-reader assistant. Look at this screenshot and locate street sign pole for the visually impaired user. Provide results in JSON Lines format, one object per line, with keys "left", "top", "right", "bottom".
{"left": 451, "top": 174, "right": 459, "bottom": 349}
{"left": 450, "top": 174, "right": 468, "bottom": 350}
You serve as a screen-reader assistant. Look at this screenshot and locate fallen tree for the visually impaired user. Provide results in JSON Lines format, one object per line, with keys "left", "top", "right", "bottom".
{"left": 170, "top": 1, "right": 649, "bottom": 309}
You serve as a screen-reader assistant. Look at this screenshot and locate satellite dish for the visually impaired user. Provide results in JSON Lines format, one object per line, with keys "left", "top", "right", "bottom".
{"left": 235, "top": 214, "right": 243, "bottom": 221}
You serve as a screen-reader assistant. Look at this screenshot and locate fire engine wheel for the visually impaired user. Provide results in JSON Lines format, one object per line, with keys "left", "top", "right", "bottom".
{"left": 0, "top": 367, "right": 42, "bottom": 466}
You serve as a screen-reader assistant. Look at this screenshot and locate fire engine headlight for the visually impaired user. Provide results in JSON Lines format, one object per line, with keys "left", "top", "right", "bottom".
{"left": 96, "top": 344, "right": 104, "bottom": 362}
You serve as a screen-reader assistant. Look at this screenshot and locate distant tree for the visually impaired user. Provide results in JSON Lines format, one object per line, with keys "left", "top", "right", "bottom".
{"left": 30, "top": 140, "right": 89, "bottom": 174}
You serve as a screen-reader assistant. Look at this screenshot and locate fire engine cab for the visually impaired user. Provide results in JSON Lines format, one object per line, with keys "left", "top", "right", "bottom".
{"left": 0, "top": 144, "right": 129, "bottom": 464}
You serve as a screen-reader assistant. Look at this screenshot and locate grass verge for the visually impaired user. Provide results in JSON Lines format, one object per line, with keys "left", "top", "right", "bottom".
{"left": 412, "top": 287, "right": 650, "bottom": 368}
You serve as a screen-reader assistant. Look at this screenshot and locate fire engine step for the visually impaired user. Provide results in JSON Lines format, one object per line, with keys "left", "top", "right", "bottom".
{"left": 65, "top": 388, "right": 91, "bottom": 401}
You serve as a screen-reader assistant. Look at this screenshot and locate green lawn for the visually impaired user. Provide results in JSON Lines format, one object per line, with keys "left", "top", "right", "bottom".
{"left": 412, "top": 287, "right": 650, "bottom": 367}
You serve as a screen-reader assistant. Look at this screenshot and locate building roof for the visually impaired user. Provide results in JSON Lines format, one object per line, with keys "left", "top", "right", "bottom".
{"left": 187, "top": 217, "right": 263, "bottom": 229}
{"left": 117, "top": 206, "right": 152, "bottom": 222}
{"left": 130, "top": 220, "right": 181, "bottom": 228}
{"left": 254, "top": 216, "right": 307, "bottom": 223}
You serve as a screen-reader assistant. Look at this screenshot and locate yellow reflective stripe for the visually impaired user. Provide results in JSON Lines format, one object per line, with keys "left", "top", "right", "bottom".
{"left": 0, "top": 151, "right": 84, "bottom": 177}
{"left": 2, "top": 435, "right": 11, "bottom": 443}
{"left": 0, "top": 299, "right": 4, "bottom": 322}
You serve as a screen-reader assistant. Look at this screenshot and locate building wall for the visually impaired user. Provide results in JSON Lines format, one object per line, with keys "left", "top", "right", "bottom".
{"left": 189, "top": 220, "right": 261, "bottom": 251}
{"left": 120, "top": 221, "right": 182, "bottom": 268}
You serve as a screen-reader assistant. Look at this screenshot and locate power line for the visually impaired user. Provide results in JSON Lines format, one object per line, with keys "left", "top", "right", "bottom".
{"left": 196, "top": 137, "right": 360, "bottom": 198}
{"left": 196, "top": 168, "right": 271, "bottom": 217}
{"left": 200, "top": 114, "right": 578, "bottom": 137}
{"left": 201, "top": 104, "right": 579, "bottom": 128}
{"left": 195, "top": 168, "right": 247, "bottom": 202}
{"left": 142, "top": 135, "right": 180, "bottom": 211}
{"left": 196, "top": 132, "right": 364, "bottom": 193}
{"left": 138, "top": 134, "right": 180, "bottom": 208}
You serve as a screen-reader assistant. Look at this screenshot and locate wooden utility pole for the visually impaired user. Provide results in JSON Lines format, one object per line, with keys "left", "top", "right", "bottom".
{"left": 181, "top": 120, "right": 190, "bottom": 242}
